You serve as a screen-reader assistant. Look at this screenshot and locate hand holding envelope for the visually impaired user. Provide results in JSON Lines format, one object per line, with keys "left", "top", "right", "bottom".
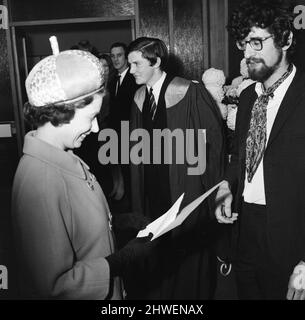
{"left": 137, "top": 181, "right": 224, "bottom": 240}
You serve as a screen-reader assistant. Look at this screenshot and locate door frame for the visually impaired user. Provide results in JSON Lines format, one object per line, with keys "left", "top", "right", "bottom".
{"left": 6, "top": 7, "right": 137, "bottom": 157}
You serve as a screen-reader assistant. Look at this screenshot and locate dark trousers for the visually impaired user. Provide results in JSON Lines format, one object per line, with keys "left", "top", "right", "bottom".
{"left": 235, "top": 201, "right": 290, "bottom": 300}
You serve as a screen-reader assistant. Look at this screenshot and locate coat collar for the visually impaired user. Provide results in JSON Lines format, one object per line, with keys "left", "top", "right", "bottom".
{"left": 267, "top": 68, "right": 305, "bottom": 149}
{"left": 23, "top": 131, "right": 88, "bottom": 180}
{"left": 240, "top": 69, "right": 305, "bottom": 153}
{"left": 117, "top": 67, "right": 132, "bottom": 88}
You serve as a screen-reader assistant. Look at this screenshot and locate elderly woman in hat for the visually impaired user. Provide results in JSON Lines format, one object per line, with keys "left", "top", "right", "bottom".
{"left": 11, "top": 38, "right": 151, "bottom": 300}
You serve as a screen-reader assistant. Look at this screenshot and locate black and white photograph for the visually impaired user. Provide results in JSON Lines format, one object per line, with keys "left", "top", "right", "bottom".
{"left": 1, "top": 0, "right": 305, "bottom": 314}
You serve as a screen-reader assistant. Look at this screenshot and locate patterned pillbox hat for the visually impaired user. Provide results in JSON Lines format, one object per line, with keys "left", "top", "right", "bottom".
{"left": 25, "top": 36, "right": 104, "bottom": 107}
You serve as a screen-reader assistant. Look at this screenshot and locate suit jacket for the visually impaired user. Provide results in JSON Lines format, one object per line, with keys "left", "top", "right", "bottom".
{"left": 226, "top": 70, "right": 305, "bottom": 270}
{"left": 108, "top": 67, "right": 139, "bottom": 132}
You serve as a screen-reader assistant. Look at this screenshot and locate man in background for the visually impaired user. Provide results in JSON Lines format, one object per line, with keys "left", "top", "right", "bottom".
{"left": 108, "top": 42, "right": 139, "bottom": 207}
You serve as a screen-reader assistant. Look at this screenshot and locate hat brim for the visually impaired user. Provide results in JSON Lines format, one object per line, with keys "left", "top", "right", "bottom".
{"left": 29, "top": 84, "right": 105, "bottom": 108}
{"left": 53, "top": 84, "right": 105, "bottom": 106}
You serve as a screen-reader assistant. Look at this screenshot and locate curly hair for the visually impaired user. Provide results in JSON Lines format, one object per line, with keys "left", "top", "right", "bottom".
{"left": 227, "top": 0, "right": 297, "bottom": 60}
{"left": 24, "top": 95, "right": 95, "bottom": 128}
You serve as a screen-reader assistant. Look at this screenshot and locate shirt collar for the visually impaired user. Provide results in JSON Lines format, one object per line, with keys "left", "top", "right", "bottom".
{"left": 255, "top": 64, "right": 297, "bottom": 97}
{"left": 147, "top": 71, "right": 167, "bottom": 105}
{"left": 23, "top": 131, "right": 88, "bottom": 180}
{"left": 119, "top": 67, "right": 129, "bottom": 83}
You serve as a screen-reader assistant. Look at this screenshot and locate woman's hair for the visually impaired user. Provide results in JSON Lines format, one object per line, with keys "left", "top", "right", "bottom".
{"left": 24, "top": 95, "right": 97, "bottom": 128}
{"left": 98, "top": 53, "right": 115, "bottom": 82}
{"left": 227, "top": 0, "right": 297, "bottom": 60}
{"left": 98, "top": 53, "right": 112, "bottom": 67}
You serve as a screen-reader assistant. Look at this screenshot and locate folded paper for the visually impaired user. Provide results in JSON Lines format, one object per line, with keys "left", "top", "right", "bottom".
{"left": 137, "top": 181, "right": 224, "bottom": 240}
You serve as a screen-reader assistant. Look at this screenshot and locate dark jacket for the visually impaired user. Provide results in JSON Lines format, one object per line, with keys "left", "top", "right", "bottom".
{"left": 226, "top": 70, "right": 305, "bottom": 269}
{"left": 108, "top": 67, "right": 139, "bottom": 132}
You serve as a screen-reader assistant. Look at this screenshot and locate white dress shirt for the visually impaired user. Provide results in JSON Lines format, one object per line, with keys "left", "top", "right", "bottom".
{"left": 146, "top": 71, "right": 167, "bottom": 105}
{"left": 118, "top": 67, "right": 129, "bottom": 85}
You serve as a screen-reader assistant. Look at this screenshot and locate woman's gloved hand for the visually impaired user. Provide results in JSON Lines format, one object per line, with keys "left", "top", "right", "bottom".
{"left": 105, "top": 233, "right": 154, "bottom": 277}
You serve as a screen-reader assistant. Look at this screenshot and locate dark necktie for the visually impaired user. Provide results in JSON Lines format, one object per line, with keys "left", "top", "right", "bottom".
{"left": 245, "top": 64, "right": 293, "bottom": 182}
{"left": 115, "top": 74, "right": 121, "bottom": 96}
{"left": 148, "top": 87, "right": 157, "bottom": 120}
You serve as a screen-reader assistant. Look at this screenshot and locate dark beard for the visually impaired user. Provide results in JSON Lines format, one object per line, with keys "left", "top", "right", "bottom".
{"left": 246, "top": 50, "right": 283, "bottom": 82}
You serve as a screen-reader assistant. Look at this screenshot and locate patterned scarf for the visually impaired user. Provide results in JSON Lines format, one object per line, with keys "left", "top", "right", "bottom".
{"left": 245, "top": 64, "right": 293, "bottom": 183}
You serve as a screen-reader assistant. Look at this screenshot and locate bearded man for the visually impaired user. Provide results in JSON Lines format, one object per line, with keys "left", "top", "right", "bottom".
{"left": 215, "top": 0, "right": 305, "bottom": 300}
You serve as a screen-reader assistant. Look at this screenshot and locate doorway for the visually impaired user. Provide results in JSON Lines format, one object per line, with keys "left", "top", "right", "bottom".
{"left": 11, "top": 18, "right": 134, "bottom": 141}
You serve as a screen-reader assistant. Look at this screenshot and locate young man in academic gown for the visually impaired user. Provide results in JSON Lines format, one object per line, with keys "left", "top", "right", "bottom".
{"left": 126, "top": 37, "right": 226, "bottom": 299}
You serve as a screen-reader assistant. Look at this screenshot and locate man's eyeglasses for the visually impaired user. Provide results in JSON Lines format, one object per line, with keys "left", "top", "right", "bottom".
{"left": 236, "top": 35, "right": 274, "bottom": 51}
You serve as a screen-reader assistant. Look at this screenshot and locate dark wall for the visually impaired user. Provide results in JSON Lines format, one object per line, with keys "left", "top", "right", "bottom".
{"left": 138, "top": 0, "right": 170, "bottom": 45}
{"left": 227, "top": 0, "right": 244, "bottom": 80}
{"left": 172, "top": 0, "right": 205, "bottom": 80}
{"left": 0, "top": 27, "right": 17, "bottom": 185}
{"left": 0, "top": 4, "right": 13, "bottom": 119}
{"left": 17, "top": 21, "right": 132, "bottom": 70}
{"left": 0, "top": 0, "right": 18, "bottom": 301}
{"left": 138, "top": 0, "right": 207, "bottom": 81}
{"left": 0, "top": 0, "right": 18, "bottom": 188}
{"left": 293, "top": 0, "right": 305, "bottom": 71}
{"left": 9, "top": 0, "right": 134, "bottom": 20}
{"left": 9, "top": 0, "right": 228, "bottom": 82}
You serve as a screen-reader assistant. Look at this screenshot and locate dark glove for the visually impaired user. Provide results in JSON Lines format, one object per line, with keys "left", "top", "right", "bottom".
{"left": 105, "top": 233, "right": 153, "bottom": 278}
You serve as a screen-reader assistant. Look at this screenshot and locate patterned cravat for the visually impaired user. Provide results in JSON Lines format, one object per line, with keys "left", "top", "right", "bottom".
{"left": 245, "top": 64, "right": 293, "bottom": 182}
{"left": 148, "top": 87, "right": 157, "bottom": 120}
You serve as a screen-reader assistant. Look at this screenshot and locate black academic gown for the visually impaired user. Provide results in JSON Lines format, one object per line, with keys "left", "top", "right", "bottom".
{"left": 127, "top": 75, "right": 226, "bottom": 299}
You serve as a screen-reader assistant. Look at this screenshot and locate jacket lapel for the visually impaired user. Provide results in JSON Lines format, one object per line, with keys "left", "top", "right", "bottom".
{"left": 266, "top": 70, "right": 305, "bottom": 150}
{"left": 239, "top": 87, "right": 258, "bottom": 161}
{"left": 116, "top": 67, "right": 131, "bottom": 94}
{"left": 153, "top": 74, "right": 173, "bottom": 122}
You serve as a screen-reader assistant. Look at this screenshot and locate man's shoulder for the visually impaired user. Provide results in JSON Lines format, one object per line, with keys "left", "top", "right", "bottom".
{"left": 239, "top": 81, "right": 257, "bottom": 102}
{"left": 168, "top": 76, "right": 191, "bottom": 88}
{"left": 293, "top": 69, "right": 305, "bottom": 88}
{"left": 165, "top": 76, "right": 192, "bottom": 108}
{"left": 123, "top": 68, "right": 136, "bottom": 83}
{"left": 133, "top": 76, "right": 193, "bottom": 109}
{"left": 121, "top": 69, "right": 139, "bottom": 92}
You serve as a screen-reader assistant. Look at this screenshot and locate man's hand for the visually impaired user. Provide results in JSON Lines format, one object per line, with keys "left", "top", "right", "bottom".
{"left": 215, "top": 181, "right": 238, "bottom": 224}
{"left": 287, "top": 261, "right": 305, "bottom": 300}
